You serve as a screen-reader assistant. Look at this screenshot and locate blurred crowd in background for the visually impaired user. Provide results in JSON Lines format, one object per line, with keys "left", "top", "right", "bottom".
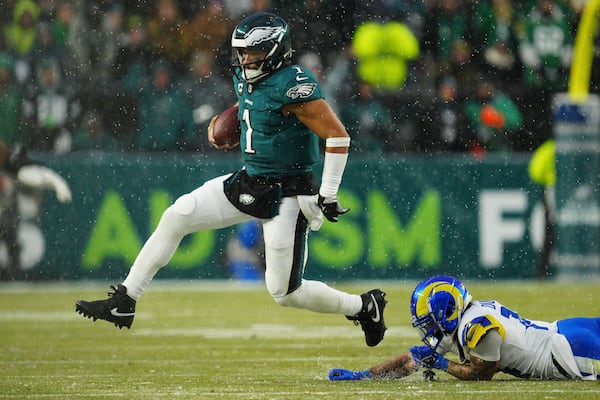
{"left": 1, "top": 0, "right": 599, "bottom": 157}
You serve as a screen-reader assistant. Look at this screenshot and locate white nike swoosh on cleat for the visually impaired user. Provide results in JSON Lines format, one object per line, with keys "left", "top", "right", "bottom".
{"left": 110, "top": 307, "right": 135, "bottom": 317}
{"left": 370, "top": 294, "right": 381, "bottom": 323}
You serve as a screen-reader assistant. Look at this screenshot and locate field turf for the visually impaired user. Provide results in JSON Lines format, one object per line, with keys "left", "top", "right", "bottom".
{"left": 1, "top": 279, "right": 598, "bottom": 399}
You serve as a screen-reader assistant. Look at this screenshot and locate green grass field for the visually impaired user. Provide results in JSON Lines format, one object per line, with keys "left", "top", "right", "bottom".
{"left": 1, "top": 279, "right": 599, "bottom": 399}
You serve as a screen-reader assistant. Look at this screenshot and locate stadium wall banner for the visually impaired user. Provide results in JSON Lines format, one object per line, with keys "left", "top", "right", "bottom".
{"left": 553, "top": 93, "right": 600, "bottom": 277}
{"left": 35, "top": 152, "right": 546, "bottom": 281}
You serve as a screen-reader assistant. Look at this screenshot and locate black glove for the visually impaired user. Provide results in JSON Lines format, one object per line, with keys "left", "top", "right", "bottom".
{"left": 317, "top": 195, "right": 350, "bottom": 222}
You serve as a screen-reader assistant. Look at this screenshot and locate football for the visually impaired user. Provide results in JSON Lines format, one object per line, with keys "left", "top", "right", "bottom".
{"left": 212, "top": 105, "right": 241, "bottom": 146}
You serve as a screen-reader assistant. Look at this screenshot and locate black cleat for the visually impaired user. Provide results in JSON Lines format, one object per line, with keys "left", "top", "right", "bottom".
{"left": 76, "top": 284, "right": 136, "bottom": 329}
{"left": 346, "top": 289, "right": 387, "bottom": 347}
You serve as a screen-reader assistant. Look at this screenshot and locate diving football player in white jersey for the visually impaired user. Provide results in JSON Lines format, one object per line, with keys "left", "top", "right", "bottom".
{"left": 329, "top": 275, "right": 600, "bottom": 380}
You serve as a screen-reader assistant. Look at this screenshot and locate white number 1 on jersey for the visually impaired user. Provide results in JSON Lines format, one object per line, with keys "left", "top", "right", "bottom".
{"left": 242, "top": 108, "right": 256, "bottom": 154}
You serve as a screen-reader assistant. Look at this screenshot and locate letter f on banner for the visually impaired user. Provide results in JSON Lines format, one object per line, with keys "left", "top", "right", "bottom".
{"left": 479, "top": 190, "right": 527, "bottom": 269}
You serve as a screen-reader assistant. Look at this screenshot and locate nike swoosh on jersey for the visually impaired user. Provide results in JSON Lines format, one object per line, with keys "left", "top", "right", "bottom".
{"left": 370, "top": 294, "right": 381, "bottom": 323}
{"left": 110, "top": 307, "right": 135, "bottom": 317}
{"left": 296, "top": 76, "right": 309, "bottom": 81}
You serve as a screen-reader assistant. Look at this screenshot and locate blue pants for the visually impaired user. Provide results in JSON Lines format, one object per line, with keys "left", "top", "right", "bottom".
{"left": 557, "top": 317, "right": 600, "bottom": 359}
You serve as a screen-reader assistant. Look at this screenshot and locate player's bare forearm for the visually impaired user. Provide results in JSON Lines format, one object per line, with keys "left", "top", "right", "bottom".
{"left": 446, "top": 356, "right": 499, "bottom": 380}
{"left": 368, "top": 353, "right": 419, "bottom": 379}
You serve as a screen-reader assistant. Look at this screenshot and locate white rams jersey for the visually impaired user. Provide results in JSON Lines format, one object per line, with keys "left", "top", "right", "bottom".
{"left": 436, "top": 300, "right": 578, "bottom": 379}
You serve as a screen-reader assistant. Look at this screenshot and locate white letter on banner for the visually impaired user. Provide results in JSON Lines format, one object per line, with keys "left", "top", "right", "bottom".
{"left": 479, "top": 190, "right": 527, "bottom": 269}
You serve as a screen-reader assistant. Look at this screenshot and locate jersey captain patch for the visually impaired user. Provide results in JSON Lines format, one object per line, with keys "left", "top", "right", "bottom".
{"left": 286, "top": 83, "right": 317, "bottom": 99}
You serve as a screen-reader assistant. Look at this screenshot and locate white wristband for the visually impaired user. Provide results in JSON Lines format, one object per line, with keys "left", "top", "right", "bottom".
{"left": 319, "top": 151, "right": 348, "bottom": 198}
{"left": 326, "top": 137, "right": 351, "bottom": 148}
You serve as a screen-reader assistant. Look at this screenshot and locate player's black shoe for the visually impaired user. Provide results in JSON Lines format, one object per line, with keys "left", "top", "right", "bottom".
{"left": 75, "top": 284, "right": 136, "bottom": 329}
{"left": 346, "top": 289, "right": 387, "bottom": 347}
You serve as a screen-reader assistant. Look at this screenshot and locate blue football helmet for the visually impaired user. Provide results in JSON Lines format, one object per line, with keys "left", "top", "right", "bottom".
{"left": 410, "top": 275, "right": 472, "bottom": 347}
{"left": 231, "top": 12, "right": 293, "bottom": 83}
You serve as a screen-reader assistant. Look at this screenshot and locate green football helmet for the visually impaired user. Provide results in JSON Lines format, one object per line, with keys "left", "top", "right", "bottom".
{"left": 231, "top": 12, "right": 293, "bottom": 83}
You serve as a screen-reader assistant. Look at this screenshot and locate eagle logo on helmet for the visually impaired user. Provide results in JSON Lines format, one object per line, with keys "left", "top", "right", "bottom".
{"left": 244, "top": 26, "right": 285, "bottom": 47}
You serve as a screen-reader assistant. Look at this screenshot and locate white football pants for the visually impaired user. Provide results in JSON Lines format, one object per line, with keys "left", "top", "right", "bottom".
{"left": 122, "top": 174, "right": 362, "bottom": 316}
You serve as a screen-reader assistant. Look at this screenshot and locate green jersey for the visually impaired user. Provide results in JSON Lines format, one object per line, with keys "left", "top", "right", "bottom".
{"left": 233, "top": 64, "right": 323, "bottom": 177}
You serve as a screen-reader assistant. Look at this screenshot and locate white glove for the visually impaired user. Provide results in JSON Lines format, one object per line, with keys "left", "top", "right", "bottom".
{"left": 50, "top": 173, "right": 72, "bottom": 203}
{"left": 17, "top": 165, "right": 72, "bottom": 203}
{"left": 297, "top": 195, "right": 323, "bottom": 231}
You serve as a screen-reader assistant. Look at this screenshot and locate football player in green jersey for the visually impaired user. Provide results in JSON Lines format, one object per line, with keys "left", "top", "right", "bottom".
{"left": 76, "top": 12, "right": 387, "bottom": 348}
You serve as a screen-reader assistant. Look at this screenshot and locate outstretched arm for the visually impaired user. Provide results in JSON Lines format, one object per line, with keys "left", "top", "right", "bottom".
{"left": 329, "top": 353, "right": 419, "bottom": 381}
{"left": 444, "top": 327, "right": 502, "bottom": 380}
{"left": 368, "top": 353, "right": 420, "bottom": 379}
{"left": 445, "top": 355, "right": 499, "bottom": 380}
{"left": 17, "top": 164, "right": 72, "bottom": 203}
{"left": 410, "top": 344, "right": 499, "bottom": 381}
{"left": 330, "top": 329, "right": 502, "bottom": 382}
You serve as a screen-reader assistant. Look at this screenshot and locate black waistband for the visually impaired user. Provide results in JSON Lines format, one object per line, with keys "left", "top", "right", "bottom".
{"left": 247, "top": 172, "right": 318, "bottom": 197}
